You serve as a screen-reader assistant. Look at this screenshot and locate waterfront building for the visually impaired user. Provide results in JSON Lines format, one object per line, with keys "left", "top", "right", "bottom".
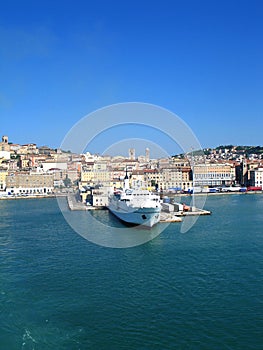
{"left": 144, "top": 167, "right": 192, "bottom": 191}
{"left": 0, "top": 168, "right": 8, "bottom": 190}
{"left": 53, "top": 179, "right": 64, "bottom": 188}
{"left": 79, "top": 186, "right": 110, "bottom": 206}
{"left": 250, "top": 168, "right": 263, "bottom": 188}
{"left": 193, "top": 163, "right": 236, "bottom": 187}
{"left": 158, "top": 168, "right": 183, "bottom": 190}
{"left": 235, "top": 160, "right": 247, "bottom": 185}
{"left": 236, "top": 160, "right": 263, "bottom": 186}
{"left": 247, "top": 162, "right": 263, "bottom": 185}
{"left": 6, "top": 172, "right": 54, "bottom": 195}
{"left": 92, "top": 188, "right": 109, "bottom": 207}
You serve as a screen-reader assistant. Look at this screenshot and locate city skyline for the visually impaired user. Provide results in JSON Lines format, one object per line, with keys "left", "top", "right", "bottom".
{"left": 1, "top": 132, "right": 263, "bottom": 160}
{"left": 1, "top": 1, "right": 263, "bottom": 152}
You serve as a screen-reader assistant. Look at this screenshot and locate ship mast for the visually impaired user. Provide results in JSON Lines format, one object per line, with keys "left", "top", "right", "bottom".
{"left": 124, "top": 167, "right": 130, "bottom": 190}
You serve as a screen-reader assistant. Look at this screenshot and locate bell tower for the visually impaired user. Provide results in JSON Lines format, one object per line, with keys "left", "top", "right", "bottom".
{"left": 129, "top": 148, "right": 135, "bottom": 160}
{"left": 2, "top": 135, "right": 8, "bottom": 144}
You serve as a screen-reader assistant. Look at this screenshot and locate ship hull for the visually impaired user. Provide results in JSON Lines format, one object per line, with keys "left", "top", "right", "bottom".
{"left": 108, "top": 202, "right": 160, "bottom": 228}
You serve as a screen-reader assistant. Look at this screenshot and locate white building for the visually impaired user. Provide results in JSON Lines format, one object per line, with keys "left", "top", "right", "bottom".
{"left": 0, "top": 151, "right": 10, "bottom": 160}
{"left": 193, "top": 163, "right": 236, "bottom": 187}
{"left": 5, "top": 173, "right": 54, "bottom": 195}
{"left": 41, "top": 161, "right": 67, "bottom": 172}
{"left": 250, "top": 168, "right": 263, "bottom": 188}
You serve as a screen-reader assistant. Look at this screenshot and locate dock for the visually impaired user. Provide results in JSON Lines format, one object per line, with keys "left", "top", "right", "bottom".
{"left": 159, "top": 208, "right": 210, "bottom": 223}
{"left": 67, "top": 193, "right": 211, "bottom": 225}
{"left": 175, "top": 207, "right": 211, "bottom": 216}
{"left": 67, "top": 193, "right": 99, "bottom": 211}
{"left": 160, "top": 201, "right": 211, "bottom": 223}
{"left": 160, "top": 212, "right": 182, "bottom": 223}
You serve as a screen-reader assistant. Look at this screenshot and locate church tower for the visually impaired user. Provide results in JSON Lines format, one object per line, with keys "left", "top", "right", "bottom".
{"left": 2, "top": 135, "right": 8, "bottom": 144}
{"left": 145, "top": 148, "right": 150, "bottom": 162}
{"left": 129, "top": 148, "right": 135, "bottom": 160}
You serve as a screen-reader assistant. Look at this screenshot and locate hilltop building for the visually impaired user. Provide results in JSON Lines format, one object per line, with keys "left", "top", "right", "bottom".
{"left": 129, "top": 148, "right": 135, "bottom": 160}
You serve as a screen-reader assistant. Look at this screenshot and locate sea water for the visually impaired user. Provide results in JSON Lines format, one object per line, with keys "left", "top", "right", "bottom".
{"left": 0, "top": 194, "right": 263, "bottom": 349}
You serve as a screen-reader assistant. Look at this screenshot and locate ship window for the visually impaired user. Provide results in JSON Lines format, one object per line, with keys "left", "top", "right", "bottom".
{"left": 142, "top": 214, "right": 147, "bottom": 220}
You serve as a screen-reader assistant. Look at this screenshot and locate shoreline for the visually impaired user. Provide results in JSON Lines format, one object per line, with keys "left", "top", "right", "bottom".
{"left": 174, "top": 191, "right": 263, "bottom": 197}
{"left": 0, "top": 193, "right": 67, "bottom": 200}
{"left": 0, "top": 190, "right": 262, "bottom": 201}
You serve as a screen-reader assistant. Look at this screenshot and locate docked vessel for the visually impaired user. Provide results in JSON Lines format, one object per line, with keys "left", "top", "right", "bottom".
{"left": 108, "top": 172, "right": 161, "bottom": 228}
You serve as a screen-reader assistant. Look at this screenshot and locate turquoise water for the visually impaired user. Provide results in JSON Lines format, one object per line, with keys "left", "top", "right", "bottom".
{"left": 1, "top": 195, "right": 263, "bottom": 349}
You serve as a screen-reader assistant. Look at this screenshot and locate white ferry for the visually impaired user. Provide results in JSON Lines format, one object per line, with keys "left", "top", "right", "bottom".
{"left": 108, "top": 172, "right": 161, "bottom": 228}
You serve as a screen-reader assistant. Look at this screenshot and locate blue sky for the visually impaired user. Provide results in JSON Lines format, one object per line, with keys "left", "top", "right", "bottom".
{"left": 1, "top": 0, "right": 263, "bottom": 156}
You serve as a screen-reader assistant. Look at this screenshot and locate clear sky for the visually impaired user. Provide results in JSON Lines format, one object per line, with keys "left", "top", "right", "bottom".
{"left": 1, "top": 0, "right": 263, "bottom": 156}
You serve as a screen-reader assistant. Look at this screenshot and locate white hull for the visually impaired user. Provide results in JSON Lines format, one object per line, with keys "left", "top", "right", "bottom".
{"left": 108, "top": 201, "right": 160, "bottom": 227}
{"left": 108, "top": 179, "right": 161, "bottom": 227}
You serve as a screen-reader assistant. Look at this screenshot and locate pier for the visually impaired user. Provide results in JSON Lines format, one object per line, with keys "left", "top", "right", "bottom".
{"left": 67, "top": 193, "right": 99, "bottom": 211}
{"left": 160, "top": 212, "right": 182, "bottom": 223}
{"left": 66, "top": 189, "right": 211, "bottom": 228}
{"left": 160, "top": 201, "right": 211, "bottom": 223}
{"left": 67, "top": 192, "right": 211, "bottom": 225}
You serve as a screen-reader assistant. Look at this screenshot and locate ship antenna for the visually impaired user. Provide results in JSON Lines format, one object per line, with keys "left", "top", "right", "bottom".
{"left": 124, "top": 166, "right": 129, "bottom": 190}
{"left": 125, "top": 166, "right": 129, "bottom": 179}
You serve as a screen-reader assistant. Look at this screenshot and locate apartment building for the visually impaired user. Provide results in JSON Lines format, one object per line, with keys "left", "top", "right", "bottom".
{"left": 143, "top": 167, "right": 192, "bottom": 191}
{"left": 81, "top": 167, "right": 111, "bottom": 186}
